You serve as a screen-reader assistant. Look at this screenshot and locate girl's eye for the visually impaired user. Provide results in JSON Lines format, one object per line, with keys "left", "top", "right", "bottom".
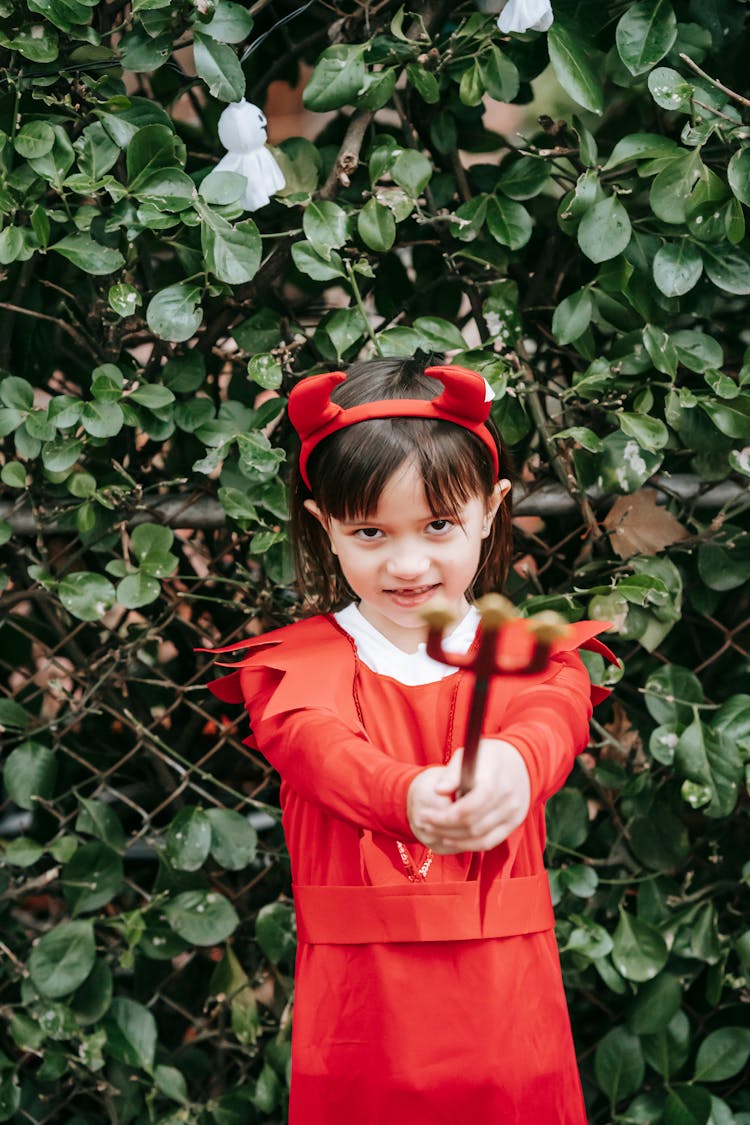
{"left": 428, "top": 519, "right": 453, "bottom": 533}
{"left": 353, "top": 527, "right": 383, "bottom": 540}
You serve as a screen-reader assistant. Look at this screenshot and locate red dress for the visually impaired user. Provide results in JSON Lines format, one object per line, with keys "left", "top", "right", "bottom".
{"left": 207, "top": 614, "right": 615, "bottom": 1125}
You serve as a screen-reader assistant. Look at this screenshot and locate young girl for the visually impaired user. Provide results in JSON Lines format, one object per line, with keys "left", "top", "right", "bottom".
{"left": 206, "top": 357, "right": 615, "bottom": 1125}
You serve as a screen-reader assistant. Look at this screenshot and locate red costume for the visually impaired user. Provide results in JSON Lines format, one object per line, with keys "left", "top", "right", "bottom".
{"left": 208, "top": 614, "right": 614, "bottom": 1124}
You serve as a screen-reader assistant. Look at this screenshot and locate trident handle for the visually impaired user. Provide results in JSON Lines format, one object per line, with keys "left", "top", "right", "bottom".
{"left": 422, "top": 595, "right": 570, "bottom": 796}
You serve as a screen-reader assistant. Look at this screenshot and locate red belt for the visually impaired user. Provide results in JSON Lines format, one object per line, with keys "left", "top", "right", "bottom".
{"left": 294, "top": 873, "right": 554, "bottom": 945}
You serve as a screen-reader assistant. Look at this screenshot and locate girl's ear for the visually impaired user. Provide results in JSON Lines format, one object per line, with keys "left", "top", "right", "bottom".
{"left": 482, "top": 479, "right": 511, "bottom": 537}
{"left": 303, "top": 499, "right": 337, "bottom": 554}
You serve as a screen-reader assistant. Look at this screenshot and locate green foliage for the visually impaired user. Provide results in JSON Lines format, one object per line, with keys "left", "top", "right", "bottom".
{"left": 1, "top": 0, "right": 749, "bottom": 1122}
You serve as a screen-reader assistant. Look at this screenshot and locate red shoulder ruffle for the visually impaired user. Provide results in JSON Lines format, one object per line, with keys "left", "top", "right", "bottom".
{"left": 197, "top": 614, "right": 618, "bottom": 716}
{"left": 196, "top": 616, "right": 363, "bottom": 729}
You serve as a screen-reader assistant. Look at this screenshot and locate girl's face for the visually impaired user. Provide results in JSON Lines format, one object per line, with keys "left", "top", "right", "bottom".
{"left": 305, "top": 459, "right": 510, "bottom": 652}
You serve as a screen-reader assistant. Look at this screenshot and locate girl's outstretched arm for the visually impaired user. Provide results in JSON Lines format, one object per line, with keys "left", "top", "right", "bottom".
{"left": 407, "top": 648, "right": 592, "bottom": 852}
{"left": 250, "top": 703, "right": 423, "bottom": 840}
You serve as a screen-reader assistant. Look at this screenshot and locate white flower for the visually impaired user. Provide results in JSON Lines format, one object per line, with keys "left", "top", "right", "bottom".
{"left": 496, "top": 0, "right": 554, "bottom": 33}
{"left": 214, "top": 98, "right": 286, "bottom": 212}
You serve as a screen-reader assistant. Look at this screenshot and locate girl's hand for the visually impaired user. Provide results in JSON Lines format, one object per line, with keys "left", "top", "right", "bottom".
{"left": 406, "top": 739, "right": 531, "bottom": 854}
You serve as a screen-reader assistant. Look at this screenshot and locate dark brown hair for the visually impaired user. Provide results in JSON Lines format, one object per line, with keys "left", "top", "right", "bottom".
{"left": 289, "top": 356, "right": 514, "bottom": 611}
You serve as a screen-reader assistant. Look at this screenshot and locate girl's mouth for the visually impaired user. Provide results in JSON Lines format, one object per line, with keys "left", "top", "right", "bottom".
{"left": 385, "top": 583, "right": 440, "bottom": 606}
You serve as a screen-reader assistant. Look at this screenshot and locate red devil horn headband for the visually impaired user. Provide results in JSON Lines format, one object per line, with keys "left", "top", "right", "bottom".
{"left": 287, "top": 365, "right": 499, "bottom": 488}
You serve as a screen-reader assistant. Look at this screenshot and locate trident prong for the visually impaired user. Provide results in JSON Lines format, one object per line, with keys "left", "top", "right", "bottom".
{"left": 421, "top": 597, "right": 571, "bottom": 795}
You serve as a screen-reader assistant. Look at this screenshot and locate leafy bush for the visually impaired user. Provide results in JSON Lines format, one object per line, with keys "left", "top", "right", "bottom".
{"left": 1, "top": 0, "right": 748, "bottom": 1121}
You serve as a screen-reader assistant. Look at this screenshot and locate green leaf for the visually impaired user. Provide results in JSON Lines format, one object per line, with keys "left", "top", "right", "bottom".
{"left": 577, "top": 196, "right": 632, "bottom": 263}
{"left": 51, "top": 234, "right": 125, "bottom": 276}
{"left": 118, "top": 27, "right": 172, "bottom": 71}
{"left": 165, "top": 806, "right": 212, "bottom": 871}
{"left": 671, "top": 329, "right": 723, "bottom": 373}
{"left": 727, "top": 147, "right": 750, "bottom": 206}
{"left": 597, "top": 431, "right": 663, "bottom": 492}
{"left": 700, "top": 396, "right": 750, "bottom": 438}
{"left": 459, "top": 60, "right": 485, "bottom": 107}
{"left": 247, "top": 353, "right": 283, "bottom": 390}
{"left": 648, "top": 65, "right": 693, "bottom": 111}
{"left": 616, "top": 0, "right": 677, "bottom": 76}
{"left": 105, "top": 997, "right": 157, "bottom": 1073}
{"left": 314, "top": 307, "right": 367, "bottom": 363}
{"left": 42, "top": 437, "right": 82, "bottom": 472}
{"left": 3, "top": 741, "right": 57, "bottom": 810}
{"left": 497, "top": 156, "right": 549, "bottom": 201}
{"left": 199, "top": 170, "right": 246, "bottom": 206}
{"left": 255, "top": 901, "right": 296, "bottom": 964}
{"left": 486, "top": 195, "right": 532, "bottom": 250}
{"left": 663, "top": 1085, "right": 712, "bottom": 1125}
{"left": 81, "top": 400, "right": 124, "bottom": 438}
{"left": 675, "top": 719, "right": 741, "bottom": 817}
{"left": 155, "top": 1064, "right": 189, "bottom": 1105}
{"left": 200, "top": 1, "right": 254, "bottom": 44}
{"left": 162, "top": 351, "right": 206, "bottom": 391}
{"left": 357, "top": 198, "right": 396, "bottom": 252}
{"left": 627, "top": 974, "right": 683, "bottom": 1034}
{"left": 1, "top": 836, "right": 44, "bottom": 867}
{"left": 653, "top": 240, "right": 703, "bottom": 297}
{"left": 76, "top": 797, "right": 126, "bottom": 850}
{"left": 164, "top": 889, "right": 240, "bottom": 945}
{"left": 303, "top": 45, "right": 365, "bottom": 112}
{"left": 482, "top": 45, "right": 519, "bottom": 103}
{"left": 612, "top": 910, "right": 668, "bottom": 981}
{"left": 128, "top": 384, "right": 175, "bottom": 410}
{"left": 14, "top": 121, "right": 55, "bottom": 159}
{"left": 117, "top": 572, "right": 161, "bottom": 608}
{"left": 2, "top": 461, "right": 27, "bottom": 488}
{"left": 546, "top": 788, "right": 588, "bottom": 850}
{"left": 693, "top": 1027, "right": 750, "bottom": 1082}
{"left": 0, "top": 698, "right": 30, "bottom": 729}
{"left": 650, "top": 153, "right": 703, "bottom": 224}
{"left": 134, "top": 168, "right": 195, "bottom": 210}
{"left": 552, "top": 289, "right": 593, "bottom": 345}
{"left": 391, "top": 149, "right": 432, "bottom": 198}
{"left": 618, "top": 412, "right": 669, "bottom": 452}
{"left": 63, "top": 842, "right": 124, "bottom": 914}
{"left": 548, "top": 24, "right": 604, "bottom": 115}
{"left": 411, "top": 316, "right": 466, "bottom": 351}
{"left": 146, "top": 283, "right": 203, "bottom": 343}
{"left": 629, "top": 812, "right": 689, "bottom": 871}
{"left": 703, "top": 246, "right": 750, "bottom": 295}
{"left": 407, "top": 62, "right": 440, "bottom": 104}
{"left": 126, "top": 124, "right": 184, "bottom": 185}
{"left": 641, "top": 1011, "right": 692, "bottom": 1078}
{"left": 59, "top": 572, "right": 116, "bottom": 621}
{"left": 193, "top": 33, "right": 245, "bottom": 102}
{"left": 206, "top": 809, "right": 257, "bottom": 870}
{"left": 28, "top": 920, "right": 96, "bottom": 999}
{"left": 202, "top": 214, "right": 262, "bottom": 285}
{"left": 108, "top": 283, "right": 142, "bottom": 317}
{"left": 595, "top": 1026, "right": 645, "bottom": 1105}
{"left": 291, "top": 241, "right": 346, "bottom": 281}
{"left": 303, "top": 200, "right": 348, "bottom": 258}
{"left": 645, "top": 664, "right": 703, "bottom": 725}
{"left": 359, "top": 68, "right": 398, "bottom": 111}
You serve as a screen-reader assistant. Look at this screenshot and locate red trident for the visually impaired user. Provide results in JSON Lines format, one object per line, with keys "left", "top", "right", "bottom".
{"left": 422, "top": 595, "right": 571, "bottom": 797}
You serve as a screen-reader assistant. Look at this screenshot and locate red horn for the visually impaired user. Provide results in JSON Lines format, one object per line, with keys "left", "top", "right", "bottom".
{"left": 287, "top": 371, "right": 347, "bottom": 440}
{"left": 425, "top": 365, "right": 491, "bottom": 424}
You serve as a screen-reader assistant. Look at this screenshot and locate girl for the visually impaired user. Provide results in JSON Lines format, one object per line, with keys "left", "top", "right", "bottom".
{"left": 206, "top": 357, "right": 615, "bottom": 1125}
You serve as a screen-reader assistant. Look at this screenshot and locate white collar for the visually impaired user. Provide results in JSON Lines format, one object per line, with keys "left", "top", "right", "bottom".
{"left": 334, "top": 602, "right": 479, "bottom": 686}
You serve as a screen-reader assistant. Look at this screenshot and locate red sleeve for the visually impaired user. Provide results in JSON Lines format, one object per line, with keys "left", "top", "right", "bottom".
{"left": 495, "top": 649, "right": 593, "bottom": 806}
{"left": 242, "top": 668, "right": 422, "bottom": 839}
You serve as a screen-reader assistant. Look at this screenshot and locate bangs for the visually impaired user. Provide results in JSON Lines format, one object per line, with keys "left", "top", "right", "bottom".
{"left": 308, "top": 418, "right": 496, "bottom": 522}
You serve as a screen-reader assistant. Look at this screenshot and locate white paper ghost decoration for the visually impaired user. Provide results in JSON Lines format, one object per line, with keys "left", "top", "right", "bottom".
{"left": 496, "top": 0, "right": 554, "bottom": 33}
{"left": 214, "top": 99, "right": 286, "bottom": 212}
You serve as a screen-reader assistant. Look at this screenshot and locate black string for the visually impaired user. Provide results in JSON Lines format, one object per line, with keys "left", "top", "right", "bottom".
{"left": 0, "top": 0, "right": 318, "bottom": 89}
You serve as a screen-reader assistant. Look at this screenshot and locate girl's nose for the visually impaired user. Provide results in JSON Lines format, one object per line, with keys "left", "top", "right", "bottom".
{"left": 385, "top": 545, "right": 430, "bottom": 580}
